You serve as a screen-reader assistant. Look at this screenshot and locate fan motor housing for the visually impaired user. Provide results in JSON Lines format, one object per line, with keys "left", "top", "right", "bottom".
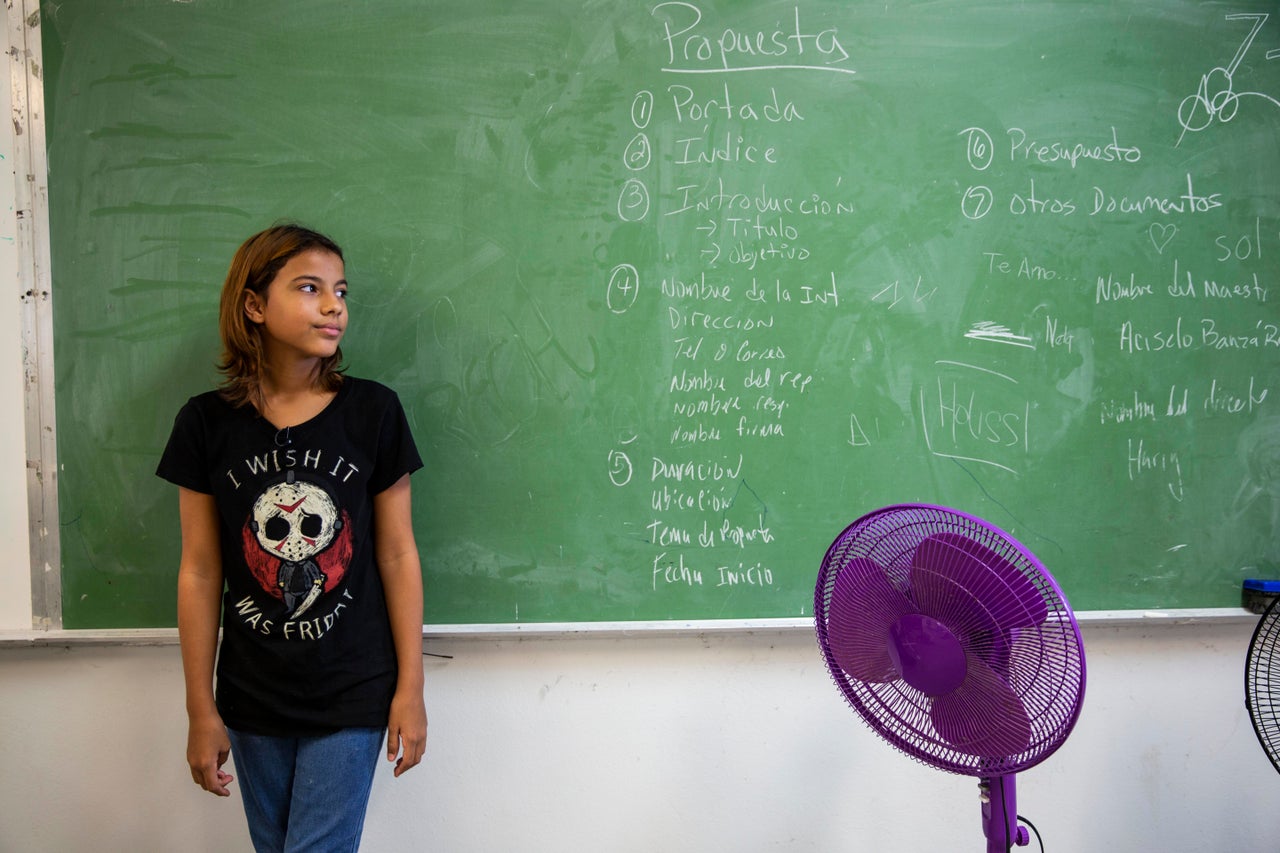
{"left": 888, "top": 613, "right": 967, "bottom": 696}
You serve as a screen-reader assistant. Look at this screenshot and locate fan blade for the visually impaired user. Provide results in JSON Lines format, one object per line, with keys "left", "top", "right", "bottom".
{"left": 827, "top": 557, "right": 916, "bottom": 683}
{"left": 911, "top": 532, "right": 1048, "bottom": 636}
{"left": 930, "top": 651, "right": 1032, "bottom": 759}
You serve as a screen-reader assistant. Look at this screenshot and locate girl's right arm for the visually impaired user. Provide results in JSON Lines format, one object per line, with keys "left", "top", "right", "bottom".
{"left": 176, "top": 486, "right": 234, "bottom": 797}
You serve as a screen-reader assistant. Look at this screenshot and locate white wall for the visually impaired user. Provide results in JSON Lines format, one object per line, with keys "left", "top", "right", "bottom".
{"left": 0, "top": 622, "right": 1275, "bottom": 853}
{"left": 0, "top": 4, "right": 1275, "bottom": 852}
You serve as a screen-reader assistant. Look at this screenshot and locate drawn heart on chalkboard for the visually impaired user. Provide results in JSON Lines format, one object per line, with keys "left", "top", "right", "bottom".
{"left": 1149, "top": 223, "right": 1177, "bottom": 254}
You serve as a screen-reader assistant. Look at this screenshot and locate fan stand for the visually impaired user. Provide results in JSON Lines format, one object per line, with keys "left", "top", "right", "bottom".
{"left": 889, "top": 609, "right": 1033, "bottom": 851}
{"left": 980, "top": 775, "right": 1029, "bottom": 852}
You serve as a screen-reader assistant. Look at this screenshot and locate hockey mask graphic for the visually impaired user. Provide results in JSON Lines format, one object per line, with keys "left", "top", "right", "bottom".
{"left": 251, "top": 480, "right": 341, "bottom": 562}
{"left": 245, "top": 478, "right": 351, "bottom": 621}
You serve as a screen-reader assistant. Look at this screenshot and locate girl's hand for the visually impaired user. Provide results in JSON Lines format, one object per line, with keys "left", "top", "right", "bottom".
{"left": 386, "top": 688, "right": 428, "bottom": 777}
{"left": 187, "top": 713, "right": 235, "bottom": 796}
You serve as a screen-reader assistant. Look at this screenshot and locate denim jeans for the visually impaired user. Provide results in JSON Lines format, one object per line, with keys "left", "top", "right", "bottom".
{"left": 226, "top": 726, "right": 384, "bottom": 853}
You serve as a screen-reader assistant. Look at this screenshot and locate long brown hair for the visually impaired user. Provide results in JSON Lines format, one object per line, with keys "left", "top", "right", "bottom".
{"left": 217, "top": 224, "right": 346, "bottom": 409}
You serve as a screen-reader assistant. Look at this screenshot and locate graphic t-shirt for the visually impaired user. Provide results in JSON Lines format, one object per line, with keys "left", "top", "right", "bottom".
{"left": 157, "top": 377, "right": 422, "bottom": 736}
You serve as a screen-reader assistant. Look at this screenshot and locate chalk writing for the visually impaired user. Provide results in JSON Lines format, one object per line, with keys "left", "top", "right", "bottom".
{"left": 673, "top": 131, "right": 779, "bottom": 165}
{"left": 1098, "top": 273, "right": 1156, "bottom": 303}
{"left": 960, "top": 126, "right": 994, "bottom": 171}
{"left": 654, "top": 2, "right": 854, "bottom": 75}
{"left": 1044, "top": 316, "right": 1075, "bottom": 352}
{"left": 668, "top": 308, "right": 776, "bottom": 331}
{"left": 604, "top": 3, "right": 1277, "bottom": 609}
{"left": 985, "top": 252, "right": 1060, "bottom": 281}
{"left": 651, "top": 485, "right": 732, "bottom": 512}
{"left": 1215, "top": 218, "right": 1264, "bottom": 262}
{"left": 608, "top": 446, "right": 634, "bottom": 487}
{"left": 716, "top": 561, "right": 774, "bottom": 587}
{"left": 651, "top": 454, "right": 745, "bottom": 482}
{"left": 965, "top": 321, "right": 1036, "bottom": 349}
{"left": 1119, "top": 318, "right": 1193, "bottom": 353}
{"left": 1127, "top": 438, "right": 1185, "bottom": 501}
{"left": 1204, "top": 377, "right": 1268, "bottom": 415}
{"left": 918, "top": 380, "right": 1030, "bottom": 476}
{"left": 624, "top": 132, "right": 652, "bottom": 171}
{"left": 1007, "top": 126, "right": 1142, "bottom": 167}
{"left": 653, "top": 553, "right": 703, "bottom": 588}
{"left": 617, "top": 178, "right": 651, "bottom": 221}
{"left": 1150, "top": 223, "right": 1178, "bottom": 254}
{"left": 872, "top": 276, "right": 937, "bottom": 309}
{"left": 668, "top": 82, "right": 805, "bottom": 122}
{"left": 1091, "top": 175, "right": 1223, "bottom": 216}
{"left": 669, "top": 178, "right": 856, "bottom": 218}
{"left": 1100, "top": 392, "right": 1158, "bottom": 425}
{"left": 1177, "top": 13, "right": 1280, "bottom": 145}
{"left": 1201, "top": 318, "right": 1280, "bottom": 350}
{"left": 607, "top": 264, "right": 641, "bottom": 314}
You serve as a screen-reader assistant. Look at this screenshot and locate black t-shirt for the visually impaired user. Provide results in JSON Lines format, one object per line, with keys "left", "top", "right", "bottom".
{"left": 157, "top": 377, "right": 423, "bottom": 736}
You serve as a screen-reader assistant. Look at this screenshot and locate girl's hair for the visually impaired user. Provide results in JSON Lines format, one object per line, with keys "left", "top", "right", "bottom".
{"left": 217, "top": 224, "right": 346, "bottom": 409}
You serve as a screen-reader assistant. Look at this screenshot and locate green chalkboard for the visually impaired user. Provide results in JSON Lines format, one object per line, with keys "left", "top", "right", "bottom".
{"left": 41, "top": 0, "right": 1280, "bottom": 628}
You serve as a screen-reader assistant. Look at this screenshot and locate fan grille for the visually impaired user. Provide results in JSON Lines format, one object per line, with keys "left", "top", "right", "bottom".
{"left": 815, "top": 504, "right": 1086, "bottom": 777}
{"left": 1245, "top": 595, "right": 1280, "bottom": 774}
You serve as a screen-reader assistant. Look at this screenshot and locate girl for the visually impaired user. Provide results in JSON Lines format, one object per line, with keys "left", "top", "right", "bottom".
{"left": 157, "top": 224, "right": 428, "bottom": 852}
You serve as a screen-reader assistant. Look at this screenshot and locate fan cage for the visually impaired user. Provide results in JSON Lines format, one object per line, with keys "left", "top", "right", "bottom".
{"left": 1245, "top": 593, "right": 1280, "bottom": 774}
{"left": 815, "top": 503, "right": 1086, "bottom": 777}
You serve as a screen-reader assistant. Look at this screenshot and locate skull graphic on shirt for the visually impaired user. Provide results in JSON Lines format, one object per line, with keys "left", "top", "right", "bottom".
{"left": 251, "top": 480, "right": 341, "bottom": 562}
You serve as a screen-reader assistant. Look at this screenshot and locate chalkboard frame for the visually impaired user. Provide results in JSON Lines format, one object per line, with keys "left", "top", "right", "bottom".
{"left": 21, "top": 0, "right": 1280, "bottom": 631}
{"left": 12, "top": 0, "right": 60, "bottom": 631}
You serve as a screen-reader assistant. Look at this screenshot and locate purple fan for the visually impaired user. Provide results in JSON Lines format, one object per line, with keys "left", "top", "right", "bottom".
{"left": 815, "top": 504, "right": 1086, "bottom": 853}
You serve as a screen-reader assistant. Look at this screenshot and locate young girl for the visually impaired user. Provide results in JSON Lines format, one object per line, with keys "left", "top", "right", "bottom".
{"left": 157, "top": 224, "right": 428, "bottom": 852}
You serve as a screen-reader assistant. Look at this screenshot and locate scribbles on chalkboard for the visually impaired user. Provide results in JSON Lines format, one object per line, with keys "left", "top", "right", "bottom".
{"left": 39, "top": 0, "right": 1280, "bottom": 627}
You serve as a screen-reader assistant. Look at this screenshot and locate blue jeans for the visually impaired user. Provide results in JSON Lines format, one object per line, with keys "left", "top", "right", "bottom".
{"left": 226, "top": 727, "right": 383, "bottom": 853}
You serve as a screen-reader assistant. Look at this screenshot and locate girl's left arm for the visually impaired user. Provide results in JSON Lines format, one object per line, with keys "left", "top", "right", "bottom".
{"left": 374, "top": 473, "right": 428, "bottom": 777}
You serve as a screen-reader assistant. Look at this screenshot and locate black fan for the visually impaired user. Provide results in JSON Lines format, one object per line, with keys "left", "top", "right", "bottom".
{"left": 1246, "top": 593, "right": 1280, "bottom": 772}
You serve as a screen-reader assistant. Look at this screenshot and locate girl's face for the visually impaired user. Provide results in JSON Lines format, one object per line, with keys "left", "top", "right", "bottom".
{"left": 245, "top": 248, "right": 348, "bottom": 365}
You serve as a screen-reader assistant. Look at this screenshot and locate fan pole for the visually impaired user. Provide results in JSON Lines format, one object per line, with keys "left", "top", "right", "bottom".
{"left": 981, "top": 775, "right": 1029, "bottom": 852}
